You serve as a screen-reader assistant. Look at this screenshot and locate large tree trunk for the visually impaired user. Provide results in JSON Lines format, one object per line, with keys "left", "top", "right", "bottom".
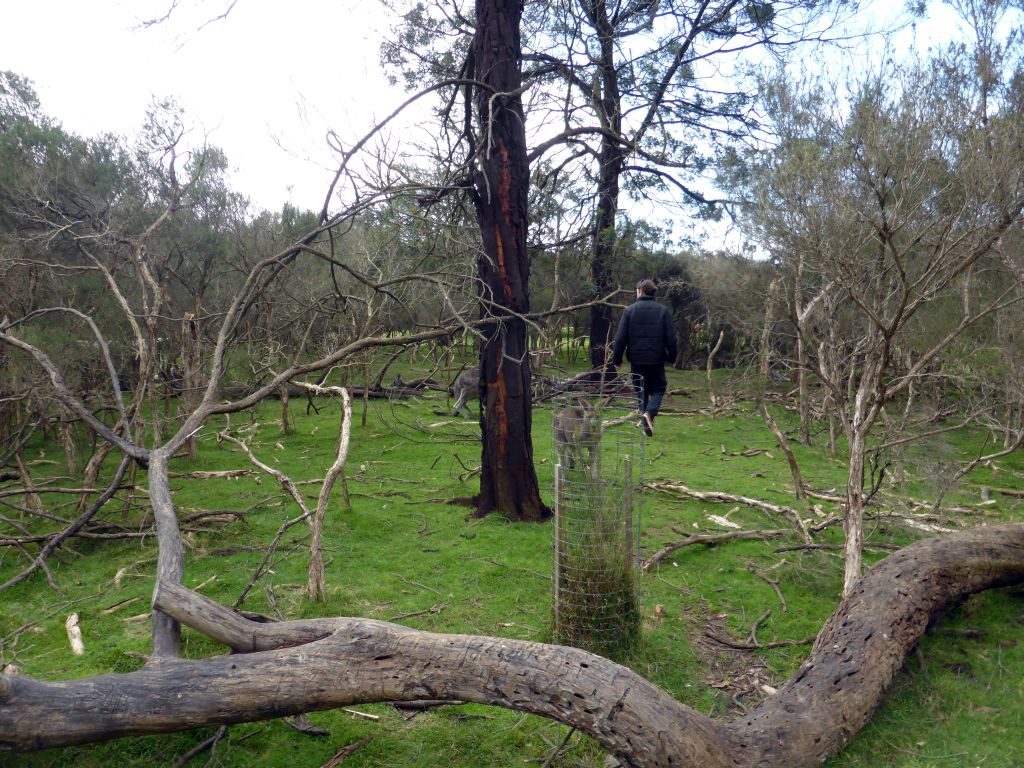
{"left": 2, "top": 525, "right": 1022, "bottom": 765}
{"left": 587, "top": 0, "right": 623, "bottom": 376}
{"left": 733, "top": 522, "right": 1024, "bottom": 764}
{"left": 147, "top": 448, "right": 184, "bottom": 658}
{"left": 470, "top": 0, "right": 548, "bottom": 522}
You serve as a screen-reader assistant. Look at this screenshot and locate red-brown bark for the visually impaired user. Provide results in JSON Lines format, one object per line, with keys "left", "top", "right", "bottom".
{"left": 470, "top": 0, "right": 548, "bottom": 522}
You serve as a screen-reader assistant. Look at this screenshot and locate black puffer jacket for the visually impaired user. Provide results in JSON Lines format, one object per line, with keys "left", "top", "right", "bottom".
{"left": 611, "top": 296, "right": 678, "bottom": 366}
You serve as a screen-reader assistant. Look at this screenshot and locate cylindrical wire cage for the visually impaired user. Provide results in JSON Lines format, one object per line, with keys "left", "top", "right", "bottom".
{"left": 551, "top": 375, "right": 643, "bottom": 658}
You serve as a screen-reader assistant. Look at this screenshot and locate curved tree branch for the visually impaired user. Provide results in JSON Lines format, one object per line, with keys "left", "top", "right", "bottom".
{"left": 1, "top": 524, "right": 1021, "bottom": 767}
{"left": 0, "top": 329, "right": 148, "bottom": 464}
{"left": 0, "top": 455, "right": 132, "bottom": 592}
{"left": 733, "top": 522, "right": 1024, "bottom": 765}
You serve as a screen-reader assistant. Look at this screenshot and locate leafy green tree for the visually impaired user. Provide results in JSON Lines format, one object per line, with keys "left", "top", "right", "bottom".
{"left": 384, "top": 0, "right": 860, "bottom": 372}
{"left": 741, "top": 26, "right": 1024, "bottom": 593}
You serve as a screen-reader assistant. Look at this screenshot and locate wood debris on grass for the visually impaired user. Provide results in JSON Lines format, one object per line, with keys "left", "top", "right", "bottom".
{"left": 321, "top": 737, "right": 371, "bottom": 768}
{"left": 688, "top": 609, "right": 775, "bottom": 715}
{"left": 645, "top": 481, "right": 812, "bottom": 543}
{"left": 642, "top": 529, "right": 791, "bottom": 571}
{"left": 65, "top": 613, "right": 84, "bottom": 656}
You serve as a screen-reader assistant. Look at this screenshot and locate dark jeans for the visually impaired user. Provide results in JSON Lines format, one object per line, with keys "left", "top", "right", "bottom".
{"left": 630, "top": 364, "right": 667, "bottom": 418}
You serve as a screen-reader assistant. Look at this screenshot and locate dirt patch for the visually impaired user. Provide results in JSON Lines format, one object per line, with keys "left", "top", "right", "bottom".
{"left": 687, "top": 608, "right": 776, "bottom": 715}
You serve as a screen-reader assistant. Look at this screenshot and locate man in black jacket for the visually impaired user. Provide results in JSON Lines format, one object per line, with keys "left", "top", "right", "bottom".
{"left": 611, "top": 279, "right": 677, "bottom": 436}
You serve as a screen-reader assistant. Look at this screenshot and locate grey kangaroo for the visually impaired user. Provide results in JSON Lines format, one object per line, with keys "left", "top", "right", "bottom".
{"left": 553, "top": 400, "right": 602, "bottom": 475}
{"left": 450, "top": 367, "right": 480, "bottom": 417}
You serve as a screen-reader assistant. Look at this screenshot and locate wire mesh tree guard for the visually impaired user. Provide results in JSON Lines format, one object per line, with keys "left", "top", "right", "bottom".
{"left": 551, "top": 375, "right": 643, "bottom": 658}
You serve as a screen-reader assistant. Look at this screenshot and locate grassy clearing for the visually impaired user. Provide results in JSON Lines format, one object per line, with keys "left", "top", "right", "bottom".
{"left": 1, "top": 366, "right": 1023, "bottom": 768}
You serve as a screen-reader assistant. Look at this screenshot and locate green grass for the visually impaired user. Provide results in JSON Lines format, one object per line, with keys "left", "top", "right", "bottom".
{"left": 1, "top": 365, "right": 1023, "bottom": 767}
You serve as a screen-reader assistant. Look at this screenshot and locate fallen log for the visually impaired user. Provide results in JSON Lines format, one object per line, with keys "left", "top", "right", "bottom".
{"left": 733, "top": 522, "right": 1024, "bottom": 765}
{"left": 1, "top": 578, "right": 736, "bottom": 767}
{"left": 1, "top": 524, "right": 1022, "bottom": 768}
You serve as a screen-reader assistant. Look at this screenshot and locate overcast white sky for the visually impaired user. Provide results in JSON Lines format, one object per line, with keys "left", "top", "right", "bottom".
{"left": 3, "top": 0, "right": 421, "bottom": 213}
{"left": 3, "top": 0, "right": 971, "bottom": 223}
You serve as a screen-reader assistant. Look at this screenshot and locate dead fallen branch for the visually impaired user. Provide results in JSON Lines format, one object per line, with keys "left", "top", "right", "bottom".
{"left": 774, "top": 542, "right": 899, "bottom": 554}
{"left": 170, "top": 725, "right": 228, "bottom": 768}
{"left": 645, "top": 481, "right": 812, "bottom": 544}
{"left": 990, "top": 486, "right": 1024, "bottom": 499}
{"left": 1, "top": 525, "right": 1022, "bottom": 768}
{"left": 642, "top": 529, "right": 791, "bottom": 571}
{"left": 705, "top": 630, "right": 816, "bottom": 651}
{"left": 748, "top": 609, "right": 772, "bottom": 645}
{"left": 0, "top": 485, "right": 140, "bottom": 499}
{"left": 387, "top": 602, "right": 448, "bottom": 622}
{"left": 757, "top": 399, "right": 804, "bottom": 501}
{"left": 322, "top": 737, "right": 371, "bottom": 767}
{"left": 801, "top": 487, "right": 843, "bottom": 503}
{"left": 168, "top": 469, "right": 257, "bottom": 480}
{"left": 0, "top": 456, "right": 132, "bottom": 592}
{"left": 747, "top": 564, "right": 787, "bottom": 612}
{"left": 0, "top": 530, "right": 155, "bottom": 545}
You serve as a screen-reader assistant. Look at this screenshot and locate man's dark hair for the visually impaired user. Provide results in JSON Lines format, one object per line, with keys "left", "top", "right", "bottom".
{"left": 636, "top": 279, "right": 657, "bottom": 296}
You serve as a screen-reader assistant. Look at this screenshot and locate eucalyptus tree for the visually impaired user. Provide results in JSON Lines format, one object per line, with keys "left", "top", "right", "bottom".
{"left": 743, "top": 27, "right": 1024, "bottom": 594}
{"left": 385, "top": 0, "right": 860, "bottom": 373}
{"left": 382, "top": 0, "right": 554, "bottom": 520}
{"left": 524, "top": 0, "right": 860, "bottom": 373}
{"left": 462, "top": 0, "right": 550, "bottom": 520}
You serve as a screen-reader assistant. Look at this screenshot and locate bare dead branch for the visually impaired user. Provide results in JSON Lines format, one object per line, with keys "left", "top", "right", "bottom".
{"left": 645, "top": 481, "right": 811, "bottom": 544}
{"left": 1, "top": 525, "right": 1021, "bottom": 768}
{"left": 0, "top": 456, "right": 132, "bottom": 593}
{"left": 642, "top": 529, "right": 791, "bottom": 571}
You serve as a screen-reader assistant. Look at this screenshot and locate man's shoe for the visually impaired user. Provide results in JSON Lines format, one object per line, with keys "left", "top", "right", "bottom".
{"left": 641, "top": 412, "right": 654, "bottom": 437}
